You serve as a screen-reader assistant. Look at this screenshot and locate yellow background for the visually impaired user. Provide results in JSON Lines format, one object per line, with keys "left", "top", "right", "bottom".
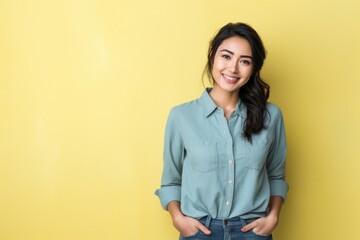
{"left": 1, "top": 0, "right": 359, "bottom": 239}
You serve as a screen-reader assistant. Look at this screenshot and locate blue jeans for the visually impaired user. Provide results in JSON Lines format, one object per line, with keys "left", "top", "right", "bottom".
{"left": 179, "top": 216, "right": 272, "bottom": 240}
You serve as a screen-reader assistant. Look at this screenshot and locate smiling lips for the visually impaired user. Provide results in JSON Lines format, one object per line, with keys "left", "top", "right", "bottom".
{"left": 222, "top": 74, "right": 240, "bottom": 83}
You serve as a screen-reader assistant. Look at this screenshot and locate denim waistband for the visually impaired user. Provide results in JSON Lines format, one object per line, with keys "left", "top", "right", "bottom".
{"left": 201, "top": 215, "right": 258, "bottom": 228}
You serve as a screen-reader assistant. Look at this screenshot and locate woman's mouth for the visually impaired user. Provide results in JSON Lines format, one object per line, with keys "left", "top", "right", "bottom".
{"left": 222, "top": 74, "right": 240, "bottom": 83}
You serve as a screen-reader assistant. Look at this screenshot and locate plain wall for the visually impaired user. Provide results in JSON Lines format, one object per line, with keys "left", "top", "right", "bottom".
{"left": 1, "top": 0, "right": 360, "bottom": 239}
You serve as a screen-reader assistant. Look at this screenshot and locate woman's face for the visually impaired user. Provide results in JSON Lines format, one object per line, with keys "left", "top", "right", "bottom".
{"left": 211, "top": 36, "right": 254, "bottom": 94}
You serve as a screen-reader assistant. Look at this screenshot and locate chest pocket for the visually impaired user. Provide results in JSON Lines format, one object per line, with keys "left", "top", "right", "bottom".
{"left": 186, "top": 142, "right": 225, "bottom": 173}
{"left": 246, "top": 138, "right": 271, "bottom": 170}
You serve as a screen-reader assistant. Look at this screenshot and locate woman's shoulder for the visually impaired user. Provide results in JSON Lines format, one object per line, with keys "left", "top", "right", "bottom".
{"left": 266, "top": 102, "right": 284, "bottom": 122}
{"left": 266, "top": 102, "right": 282, "bottom": 114}
{"left": 169, "top": 98, "right": 202, "bottom": 115}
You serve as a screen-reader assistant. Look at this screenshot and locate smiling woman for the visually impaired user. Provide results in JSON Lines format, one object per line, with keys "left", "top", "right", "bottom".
{"left": 211, "top": 37, "right": 254, "bottom": 101}
{"left": 155, "top": 22, "right": 288, "bottom": 240}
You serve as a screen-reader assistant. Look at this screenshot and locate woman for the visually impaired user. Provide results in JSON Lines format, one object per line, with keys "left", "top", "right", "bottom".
{"left": 155, "top": 22, "right": 288, "bottom": 240}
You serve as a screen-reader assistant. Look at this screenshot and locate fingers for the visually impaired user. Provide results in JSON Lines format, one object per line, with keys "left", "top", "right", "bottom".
{"left": 241, "top": 220, "right": 258, "bottom": 232}
{"left": 241, "top": 217, "right": 275, "bottom": 236}
{"left": 177, "top": 217, "right": 211, "bottom": 236}
{"left": 196, "top": 222, "right": 211, "bottom": 235}
{"left": 241, "top": 218, "right": 262, "bottom": 232}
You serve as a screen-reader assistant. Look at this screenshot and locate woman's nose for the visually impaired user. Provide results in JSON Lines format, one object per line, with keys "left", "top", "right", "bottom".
{"left": 228, "top": 60, "right": 239, "bottom": 73}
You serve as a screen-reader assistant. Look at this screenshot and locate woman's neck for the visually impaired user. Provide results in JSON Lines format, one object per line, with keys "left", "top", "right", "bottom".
{"left": 209, "top": 86, "right": 239, "bottom": 119}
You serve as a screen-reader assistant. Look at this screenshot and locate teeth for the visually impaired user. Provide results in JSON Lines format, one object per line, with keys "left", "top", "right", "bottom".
{"left": 223, "top": 74, "right": 238, "bottom": 81}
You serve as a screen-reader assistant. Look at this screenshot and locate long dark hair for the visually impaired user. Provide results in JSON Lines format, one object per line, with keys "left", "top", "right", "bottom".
{"left": 203, "top": 22, "right": 270, "bottom": 142}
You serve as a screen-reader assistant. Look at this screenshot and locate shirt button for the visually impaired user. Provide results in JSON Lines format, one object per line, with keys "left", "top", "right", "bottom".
{"left": 228, "top": 180, "right": 233, "bottom": 184}
{"left": 226, "top": 201, "right": 231, "bottom": 205}
{"left": 228, "top": 160, "right": 233, "bottom": 164}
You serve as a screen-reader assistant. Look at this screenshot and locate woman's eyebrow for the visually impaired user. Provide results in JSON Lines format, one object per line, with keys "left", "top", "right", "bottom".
{"left": 220, "top": 49, "right": 234, "bottom": 55}
{"left": 220, "top": 49, "right": 253, "bottom": 59}
{"left": 240, "top": 55, "right": 253, "bottom": 59}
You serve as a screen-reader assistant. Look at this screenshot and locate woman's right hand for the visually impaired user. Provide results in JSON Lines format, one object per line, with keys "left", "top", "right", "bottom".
{"left": 172, "top": 214, "right": 211, "bottom": 237}
{"left": 167, "top": 201, "right": 211, "bottom": 237}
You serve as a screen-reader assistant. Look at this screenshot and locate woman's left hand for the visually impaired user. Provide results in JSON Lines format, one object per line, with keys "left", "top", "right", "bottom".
{"left": 240, "top": 215, "right": 278, "bottom": 236}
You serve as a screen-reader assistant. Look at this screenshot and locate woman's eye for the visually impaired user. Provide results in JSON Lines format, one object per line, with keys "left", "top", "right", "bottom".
{"left": 241, "top": 60, "right": 251, "bottom": 65}
{"left": 221, "top": 54, "right": 231, "bottom": 60}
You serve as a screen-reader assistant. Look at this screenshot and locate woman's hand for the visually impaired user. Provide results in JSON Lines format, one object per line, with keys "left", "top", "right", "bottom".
{"left": 240, "top": 215, "right": 278, "bottom": 236}
{"left": 172, "top": 214, "right": 211, "bottom": 237}
{"left": 241, "top": 196, "right": 283, "bottom": 236}
{"left": 167, "top": 201, "right": 211, "bottom": 237}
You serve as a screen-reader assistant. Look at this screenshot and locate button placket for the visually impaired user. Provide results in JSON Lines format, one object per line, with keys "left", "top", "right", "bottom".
{"left": 215, "top": 110, "right": 235, "bottom": 218}
{"left": 225, "top": 117, "right": 236, "bottom": 216}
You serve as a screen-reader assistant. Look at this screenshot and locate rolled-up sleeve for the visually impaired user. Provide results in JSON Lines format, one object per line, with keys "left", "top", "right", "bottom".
{"left": 266, "top": 108, "right": 289, "bottom": 201}
{"left": 155, "top": 108, "right": 184, "bottom": 210}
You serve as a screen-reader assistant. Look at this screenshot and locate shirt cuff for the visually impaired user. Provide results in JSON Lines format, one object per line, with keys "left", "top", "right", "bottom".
{"left": 269, "top": 180, "right": 289, "bottom": 202}
{"left": 155, "top": 186, "right": 181, "bottom": 210}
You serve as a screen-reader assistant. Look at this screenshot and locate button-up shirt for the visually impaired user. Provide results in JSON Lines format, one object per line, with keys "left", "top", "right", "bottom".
{"left": 155, "top": 88, "right": 289, "bottom": 220}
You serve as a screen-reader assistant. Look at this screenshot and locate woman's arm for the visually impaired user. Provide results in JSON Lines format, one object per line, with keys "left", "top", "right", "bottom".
{"left": 267, "top": 196, "right": 283, "bottom": 219}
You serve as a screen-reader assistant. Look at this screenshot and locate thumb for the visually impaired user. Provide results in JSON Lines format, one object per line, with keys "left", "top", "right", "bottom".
{"left": 197, "top": 223, "right": 211, "bottom": 235}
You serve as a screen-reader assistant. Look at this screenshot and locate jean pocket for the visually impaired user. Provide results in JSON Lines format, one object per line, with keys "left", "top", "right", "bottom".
{"left": 251, "top": 229, "right": 272, "bottom": 237}
{"left": 243, "top": 218, "right": 272, "bottom": 239}
{"left": 180, "top": 230, "right": 201, "bottom": 239}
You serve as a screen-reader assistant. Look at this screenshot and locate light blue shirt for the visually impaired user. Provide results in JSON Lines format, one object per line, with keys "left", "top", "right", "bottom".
{"left": 155, "top": 88, "right": 288, "bottom": 220}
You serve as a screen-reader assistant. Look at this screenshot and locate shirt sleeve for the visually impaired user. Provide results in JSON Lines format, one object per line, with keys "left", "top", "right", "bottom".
{"left": 155, "top": 108, "right": 184, "bottom": 210}
{"left": 266, "top": 107, "right": 289, "bottom": 202}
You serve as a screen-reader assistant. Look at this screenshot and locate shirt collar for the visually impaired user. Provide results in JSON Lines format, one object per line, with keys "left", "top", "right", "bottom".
{"left": 200, "top": 88, "right": 218, "bottom": 117}
{"left": 200, "top": 88, "right": 246, "bottom": 118}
